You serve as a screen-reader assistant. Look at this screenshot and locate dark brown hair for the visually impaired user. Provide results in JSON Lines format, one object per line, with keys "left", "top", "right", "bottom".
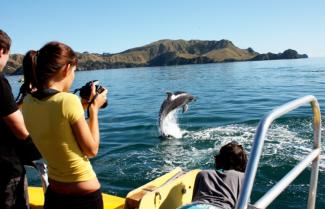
{"left": 214, "top": 141, "right": 248, "bottom": 172}
{"left": 23, "top": 41, "right": 77, "bottom": 93}
{"left": 0, "top": 29, "right": 11, "bottom": 53}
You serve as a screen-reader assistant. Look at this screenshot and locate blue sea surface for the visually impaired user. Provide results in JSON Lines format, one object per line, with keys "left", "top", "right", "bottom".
{"left": 9, "top": 58, "right": 325, "bottom": 208}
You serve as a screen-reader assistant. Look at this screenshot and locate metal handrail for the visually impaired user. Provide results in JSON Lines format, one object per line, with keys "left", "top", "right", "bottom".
{"left": 236, "top": 95, "right": 321, "bottom": 209}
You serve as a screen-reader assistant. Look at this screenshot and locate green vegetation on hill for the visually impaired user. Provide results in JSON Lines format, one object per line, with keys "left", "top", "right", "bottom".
{"left": 5, "top": 39, "right": 308, "bottom": 75}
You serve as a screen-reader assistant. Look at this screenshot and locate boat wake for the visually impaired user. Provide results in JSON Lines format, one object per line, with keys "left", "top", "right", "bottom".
{"left": 77, "top": 118, "right": 324, "bottom": 196}
{"left": 153, "top": 120, "right": 325, "bottom": 176}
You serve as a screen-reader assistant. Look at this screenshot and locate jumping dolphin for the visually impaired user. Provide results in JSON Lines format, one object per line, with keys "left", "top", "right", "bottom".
{"left": 158, "top": 91, "right": 196, "bottom": 138}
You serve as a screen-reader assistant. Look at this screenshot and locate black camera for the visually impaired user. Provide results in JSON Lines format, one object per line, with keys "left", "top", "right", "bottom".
{"left": 78, "top": 80, "right": 108, "bottom": 108}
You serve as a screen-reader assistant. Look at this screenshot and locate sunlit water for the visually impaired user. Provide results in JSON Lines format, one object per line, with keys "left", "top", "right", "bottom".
{"left": 8, "top": 58, "right": 325, "bottom": 208}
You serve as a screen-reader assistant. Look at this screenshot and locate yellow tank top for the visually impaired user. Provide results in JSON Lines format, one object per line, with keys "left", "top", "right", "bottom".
{"left": 22, "top": 92, "right": 96, "bottom": 182}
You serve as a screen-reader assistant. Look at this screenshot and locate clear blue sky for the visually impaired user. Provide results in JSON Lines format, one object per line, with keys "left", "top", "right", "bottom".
{"left": 1, "top": 0, "right": 324, "bottom": 57}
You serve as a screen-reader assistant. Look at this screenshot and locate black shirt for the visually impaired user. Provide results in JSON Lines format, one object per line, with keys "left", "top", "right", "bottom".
{"left": 0, "top": 72, "right": 24, "bottom": 178}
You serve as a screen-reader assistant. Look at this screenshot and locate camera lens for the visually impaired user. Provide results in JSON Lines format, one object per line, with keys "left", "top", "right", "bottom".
{"left": 78, "top": 81, "right": 108, "bottom": 108}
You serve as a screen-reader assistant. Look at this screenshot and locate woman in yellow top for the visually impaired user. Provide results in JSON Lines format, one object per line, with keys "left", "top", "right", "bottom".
{"left": 21, "top": 42, "right": 107, "bottom": 209}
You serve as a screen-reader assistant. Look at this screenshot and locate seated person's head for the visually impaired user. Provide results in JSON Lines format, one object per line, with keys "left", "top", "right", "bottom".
{"left": 214, "top": 141, "right": 247, "bottom": 172}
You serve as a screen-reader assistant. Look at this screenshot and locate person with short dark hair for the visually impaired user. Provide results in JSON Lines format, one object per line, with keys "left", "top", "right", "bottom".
{"left": 0, "top": 29, "right": 31, "bottom": 209}
{"left": 179, "top": 141, "right": 248, "bottom": 209}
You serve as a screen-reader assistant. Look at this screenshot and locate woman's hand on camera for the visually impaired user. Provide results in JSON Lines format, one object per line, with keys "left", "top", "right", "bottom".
{"left": 89, "top": 82, "right": 108, "bottom": 111}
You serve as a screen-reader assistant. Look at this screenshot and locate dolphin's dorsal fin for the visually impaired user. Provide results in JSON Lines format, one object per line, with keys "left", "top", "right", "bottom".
{"left": 182, "top": 104, "right": 189, "bottom": 113}
{"left": 166, "top": 92, "right": 173, "bottom": 100}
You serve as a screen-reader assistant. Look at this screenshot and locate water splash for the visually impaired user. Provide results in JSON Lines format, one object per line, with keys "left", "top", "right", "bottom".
{"left": 153, "top": 121, "right": 325, "bottom": 176}
{"left": 159, "top": 109, "right": 186, "bottom": 138}
{"left": 91, "top": 118, "right": 325, "bottom": 198}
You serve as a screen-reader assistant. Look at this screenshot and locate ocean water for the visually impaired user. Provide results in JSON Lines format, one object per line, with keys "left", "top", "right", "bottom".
{"left": 8, "top": 58, "right": 325, "bottom": 208}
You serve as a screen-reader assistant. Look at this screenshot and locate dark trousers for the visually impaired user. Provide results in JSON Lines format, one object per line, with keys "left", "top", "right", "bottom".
{"left": 0, "top": 174, "right": 29, "bottom": 209}
{"left": 44, "top": 187, "right": 103, "bottom": 209}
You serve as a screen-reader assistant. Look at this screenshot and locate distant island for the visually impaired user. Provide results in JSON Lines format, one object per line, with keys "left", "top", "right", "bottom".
{"left": 5, "top": 39, "right": 308, "bottom": 75}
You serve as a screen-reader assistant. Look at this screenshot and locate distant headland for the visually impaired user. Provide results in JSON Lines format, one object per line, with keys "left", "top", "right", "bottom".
{"left": 5, "top": 39, "right": 308, "bottom": 75}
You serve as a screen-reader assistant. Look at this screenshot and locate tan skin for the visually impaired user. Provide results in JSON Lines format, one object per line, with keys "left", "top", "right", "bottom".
{"left": 44, "top": 63, "right": 108, "bottom": 195}
{"left": 0, "top": 48, "right": 29, "bottom": 140}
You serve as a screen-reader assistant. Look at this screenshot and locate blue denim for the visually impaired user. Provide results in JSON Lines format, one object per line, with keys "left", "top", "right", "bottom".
{"left": 178, "top": 202, "right": 221, "bottom": 209}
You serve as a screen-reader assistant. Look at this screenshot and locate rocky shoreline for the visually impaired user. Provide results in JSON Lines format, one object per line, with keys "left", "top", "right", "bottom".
{"left": 5, "top": 39, "right": 308, "bottom": 75}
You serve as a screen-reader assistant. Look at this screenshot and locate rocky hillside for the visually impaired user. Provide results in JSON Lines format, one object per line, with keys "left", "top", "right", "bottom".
{"left": 4, "top": 39, "right": 308, "bottom": 74}
{"left": 5, "top": 54, "right": 24, "bottom": 74}
{"left": 251, "top": 49, "right": 308, "bottom": 60}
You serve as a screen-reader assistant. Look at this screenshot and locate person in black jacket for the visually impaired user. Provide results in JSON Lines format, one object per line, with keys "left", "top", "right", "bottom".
{"left": 0, "top": 29, "right": 33, "bottom": 209}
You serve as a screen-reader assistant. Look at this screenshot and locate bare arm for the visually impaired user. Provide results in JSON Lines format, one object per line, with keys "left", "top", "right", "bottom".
{"left": 71, "top": 112, "right": 99, "bottom": 157}
{"left": 71, "top": 84, "right": 108, "bottom": 157}
{"left": 3, "top": 109, "right": 29, "bottom": 140}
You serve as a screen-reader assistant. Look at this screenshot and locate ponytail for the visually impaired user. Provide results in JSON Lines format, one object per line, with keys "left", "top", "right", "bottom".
{"left": 22, "top": 50, "right": 38, "bottom": 93}
{"left": 16, "top": 50, "right": 38, "bottom": 104}
{"left": 20, "top": 42, "right": 77, "bottom": 101}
